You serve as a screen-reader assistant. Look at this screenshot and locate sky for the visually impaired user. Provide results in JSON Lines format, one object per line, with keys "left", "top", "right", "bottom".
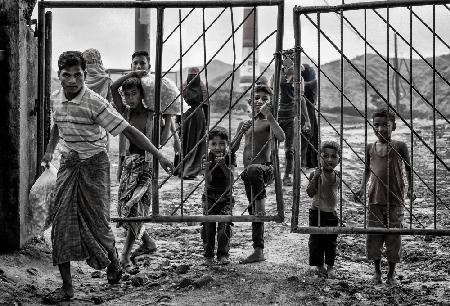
{"left": 32, "top": 0, "right": 450, "bottom": 71}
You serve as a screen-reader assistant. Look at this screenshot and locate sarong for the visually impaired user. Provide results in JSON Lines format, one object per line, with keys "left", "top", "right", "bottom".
{"left": 50, "top": 151, "right": 116, "bottom": 270}
{"left": 117, "top": 154, "right": 152, "bottom": 239}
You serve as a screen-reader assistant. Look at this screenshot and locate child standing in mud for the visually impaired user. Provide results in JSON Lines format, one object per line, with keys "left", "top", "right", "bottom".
{"left": 111, "top": 76, "right": 167, "bottom": 273}
{"left": 355, "top": 108, "right": 414, "bottom": 285}
{"left": 201, "top": 127, "right": 236, "bottom": 265}
{"left": 231, "top": 82, "right": 285, "bottom": 264}
{"left": 306, "top": 140, "right": 341, "bottom": 278}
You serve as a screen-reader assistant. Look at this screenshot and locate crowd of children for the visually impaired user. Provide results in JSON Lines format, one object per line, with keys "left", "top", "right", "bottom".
{"left": 42, "top": 48, "right": 414, "bottom": 303}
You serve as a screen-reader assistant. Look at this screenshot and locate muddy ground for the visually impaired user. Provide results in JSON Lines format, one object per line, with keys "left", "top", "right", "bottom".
{"left": 1, "top": 112, "right": 450, "bottom": 305}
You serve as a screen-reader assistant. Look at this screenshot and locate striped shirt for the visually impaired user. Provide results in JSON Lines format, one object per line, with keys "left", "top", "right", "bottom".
{"left": 52, "top": 86, "right": 129, "bottom": 159}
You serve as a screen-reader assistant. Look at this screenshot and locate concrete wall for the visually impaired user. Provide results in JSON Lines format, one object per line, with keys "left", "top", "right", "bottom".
{"left": 0, "top": 0, "right": 38, "bottom": 251}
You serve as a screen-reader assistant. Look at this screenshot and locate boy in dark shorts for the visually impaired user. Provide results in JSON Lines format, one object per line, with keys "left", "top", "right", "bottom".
{"left": 231, "top": 83, "right": 285, "bottom": 264}
{"left": 201, "top": 127, "right": 236, "bottom": 265}
{"left": 355, "top": 108, "right": 415, "bottom": 285}
{"left": 306, "top": 140, "right": 340, "bottom": 278}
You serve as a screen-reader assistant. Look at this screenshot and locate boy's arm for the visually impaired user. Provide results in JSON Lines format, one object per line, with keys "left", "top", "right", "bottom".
{"left": 122, "top": 125, "right": 173, "bottom": 173}
{"left": 160, "top": 114, "right": 172, "bottom": 147}
{"left": 355, "top": 144, "right": 371, "bottom": 201}
{"left": 301, "top": 95, "right": 311, "bottom": 132}
{"left": 399, "top": 141, "right": 415, "bottom": 199}
{"left": 170, "top": 116, "right": 181, "bottom": 153}
{"left": 42, "top": 124, "right": 59, "bottom": 164}
{"left": 260, "top": 103, "right": 285, "bottom": 142}
{"left": 202, "top": 155, "right": 212, "bottom": 183}
{"left": 306, "top": 170, "right": 320, "bottom": 198}
{"left": 110, "top": 80, "right": 125, "bottom": 114}
{"left": 231, "top": 121, "right": 248, "bottom": 154}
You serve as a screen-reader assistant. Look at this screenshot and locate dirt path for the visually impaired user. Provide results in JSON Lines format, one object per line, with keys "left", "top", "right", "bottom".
{"left": 1, "top": 113, "right": 450, "bottom": 305}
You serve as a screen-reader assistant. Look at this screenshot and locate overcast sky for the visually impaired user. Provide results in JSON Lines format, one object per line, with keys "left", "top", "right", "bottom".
{"left": 32, "top": 0, "right": 450, "bottom": 71}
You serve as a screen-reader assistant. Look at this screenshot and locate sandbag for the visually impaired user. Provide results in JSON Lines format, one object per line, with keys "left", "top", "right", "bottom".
{"left": 28, "top": 163, "right": 57, "bottom": 233}
{"left": 140, "top": 74, "right": 182, "bottom": 115}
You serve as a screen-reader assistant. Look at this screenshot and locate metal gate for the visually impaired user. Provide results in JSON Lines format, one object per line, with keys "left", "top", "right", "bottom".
{"left": 292, "top": 0, "right": 450, "bottom": 235}
{"left": 36, "top": 0, "right": 285, "bottom": 223}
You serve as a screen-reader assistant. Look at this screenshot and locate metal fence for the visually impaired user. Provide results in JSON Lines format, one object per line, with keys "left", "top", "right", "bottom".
{"left": 37, "top": 0, "right": 285, "bottom": 223}
{"left": 292, "top": 0, "right": 450, "bottom": 235}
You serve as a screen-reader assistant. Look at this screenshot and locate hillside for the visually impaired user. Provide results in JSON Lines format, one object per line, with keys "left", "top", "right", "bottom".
{"left": 318, "top": 53, "right": 450, "bottom": 117}
{"left": 193, "top": 53, "right": 450, "bottom": 117}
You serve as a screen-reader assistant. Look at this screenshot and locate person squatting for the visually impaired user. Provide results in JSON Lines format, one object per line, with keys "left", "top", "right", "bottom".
{"left": 42, "top": 49, "right": 414, "bottom": 303}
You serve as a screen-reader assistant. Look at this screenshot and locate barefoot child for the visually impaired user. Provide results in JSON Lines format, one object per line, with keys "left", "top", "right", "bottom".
{"left": 201, "top": 127, "right": 236, "bottom": 265}
{"left": 355, "top": 108, "right": 414, "bottom": 285}
{"left": 231, "top": 83, "right": 285, "bottom": 264}
{"left": 42, "top": 51, "right": 172, "bottom": 303}
{"left": 306, "top": 140, "right": 341, "bottom": 278}
{"left": 111, "top": 76, "right": 167, "bottom": 272}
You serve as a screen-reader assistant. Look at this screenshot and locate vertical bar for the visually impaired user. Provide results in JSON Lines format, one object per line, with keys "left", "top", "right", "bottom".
{"left": 44, "top": 11, "right": 52, "bottom": 151}
{"left": 229, "top": 7, "right": 236, "bottom": 212}
{"left": 37, "top": 4, "right": 45, "bottom": 176}
{"left": 339, "top": 3, "right": 344, "bottom": 227}
{"left": 317, "top": 12, "right": 321, "bottom": 227}
{"left": 433, "top": 4, "right": 437, "bottom": 229}
{"left": 273, "top": 2, "right": 285, "bottom": 221}
{"left": 409, "top": 6, "right": 414, "bottom": 229}
{"left": 394, "top": 34, "right": 401, "bottom": 113}
{"left": 152, "top": 8, "right": 164, "bottom": 216}
{"left": 386, "top": 6, "right": 390, "bottom": 228}
{"left": 202, "top": 8, "right": 211, "bottom": 213}
{"left": 178, "top": 9, "right": 184, "bottom": 216}
{"left": 364, "top": 8, "right": 368, "bottom": 229}
{"left": 250, "top": 6, "right": 256, "bottom": 210}
{"left": 291, "top": 8, "right": 301, "bottom": 230}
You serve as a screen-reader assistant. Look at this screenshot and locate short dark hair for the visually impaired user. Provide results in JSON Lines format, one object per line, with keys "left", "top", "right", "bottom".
{"left": 208, "top": 127, "right": 229, "bottom": 141}
{"left": 254, "top": 83, "right": 273, "bottom": 96}
{"left": 320, "top": 140, "right": 341, "bottom": 156}
{"left": 132, "top": 50, "right": 150, "bottom": 63}
{"left": 121, "top": 77, "right": 143, "bottom": 93}
{"left": 58, "top": 51, "right": 86, "bottom": 71}
{"left": 372, "top": 108, "right": 396, "bottom": 124}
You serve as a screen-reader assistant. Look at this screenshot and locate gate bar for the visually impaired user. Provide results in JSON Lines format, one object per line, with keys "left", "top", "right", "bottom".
{"left": 36, "top": 4, "right": 45, "bottom": 176}
{"left": 44, "top": 11, "right": 52, "bottom": 151}
{"left": 291, "top": 11, "right": 301, "bottom": 230}
{"left": 40, "top": 0, "right": 283, "bottom": 9}
{"left": 152, "top": 8, "right": 164, "bottom": 216}
{"left": 293, "top": 227, "right": 450, "bottom": 235}
{"left": 111, "top": 215, "right": 282, "bottom": 223}
{"left": 295, "top": 0, "right": 450, "bottom": 14}
{"left": 273, "top": 2, "right": 285, "bottom": 221}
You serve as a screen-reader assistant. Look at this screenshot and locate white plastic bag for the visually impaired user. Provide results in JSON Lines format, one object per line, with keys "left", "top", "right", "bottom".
{"left": 28, "top": 162, "right": 57, "bottom": 233}
{"left": 140, "top": 75, "right": 182, "bottom": 115}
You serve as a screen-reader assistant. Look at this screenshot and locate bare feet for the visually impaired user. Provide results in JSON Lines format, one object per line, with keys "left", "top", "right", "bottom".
{"left": 326, "top": 266, "right": 335, "bottom": 278}
{"left": 316, "top": 265, "right": 327, "bottom": 276}
{"left": 386, "top": 274, "right": 398, "bottom": 285}
{"left": 217, "top": 256, "right": 231, "bottom": 265}
{"left": 239, "top": 248, "right": 265, "bottom": 264}
{"left": 372, "top": 272, "right": 382, "bottom": 284}
{"left": 42, "top": 287, "right": 73, "bottom": 304}
{"left": 203, "top": 257, "right": 215, "bottom": 266}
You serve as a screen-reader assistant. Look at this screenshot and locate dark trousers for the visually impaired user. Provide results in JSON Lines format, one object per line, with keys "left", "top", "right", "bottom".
{"left": 309, "top": 209, "right": 339, "bottom": 267}
{"left": 278, "top": 118, "right": 308, "bottom": 176}
{"left": 241, "top": 164, "right": 274, "bottom": 249}
{"left": 366, "top": 204, "right": 403, "bottom": 263}
{"left": 201, "top": 192, "right": 233, "bottom": 258}
{"left": 201, "top": 222, "right": 232, "bottom": 258}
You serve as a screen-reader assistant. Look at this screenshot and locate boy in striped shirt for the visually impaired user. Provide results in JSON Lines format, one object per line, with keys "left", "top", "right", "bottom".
{"left": 42, "top": 51, "right": 172, "bottom": 304}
